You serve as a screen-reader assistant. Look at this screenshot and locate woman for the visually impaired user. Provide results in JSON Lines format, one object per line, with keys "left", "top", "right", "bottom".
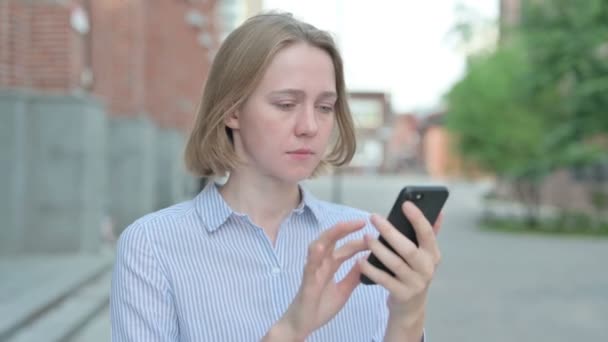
{"left": 111, "top": 12, "right": 442, "bottom": 342}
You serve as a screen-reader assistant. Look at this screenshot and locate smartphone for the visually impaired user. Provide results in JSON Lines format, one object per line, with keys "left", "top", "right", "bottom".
{"left": 360, "top": 186, "right": 449, "bottom": 285}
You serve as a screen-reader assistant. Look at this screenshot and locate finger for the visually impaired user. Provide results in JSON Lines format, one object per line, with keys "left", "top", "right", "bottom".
{"left": 364, "top": 233, "right": 420, "bottom": 281}
{"left": 358, "top": 257, "right": 406, "bottom": 294}
{"left": 303, "top": 220, "right": 369, "bottom": 288}
{"left": 303, "top": 242, "right": 325, "bottom": 281}
{"left": 433, "top": 211, "right": 444, "bottom": 235}
{"left": 333, "top": 239, "right": 368, "bottom": 264}
{"left": 318, "top": 220, "right": 366, "bottom": 251}
{"left": 369, "top": 214, "right": 424, "bottom": 270}
{"left": 334, "top": 261, "right": 363, "bottom": 301}
{"left": 403, "top": 202, "right": 439, "bottom": 257}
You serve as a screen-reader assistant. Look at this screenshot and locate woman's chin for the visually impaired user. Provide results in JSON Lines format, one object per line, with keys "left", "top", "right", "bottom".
{"left": 280, "top": 168, "right": 316, "bottom": 183}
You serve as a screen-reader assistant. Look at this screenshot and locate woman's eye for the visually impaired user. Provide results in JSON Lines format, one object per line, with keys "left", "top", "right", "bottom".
{"left": 318, "top": 105, "right": 334, "bottom": 113}
{"left": 276, "top": 103, "right": 296, "bottom": 110}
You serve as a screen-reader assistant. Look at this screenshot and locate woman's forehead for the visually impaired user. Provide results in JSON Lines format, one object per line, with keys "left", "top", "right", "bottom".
{"left": 255, "top": 43, "right": 336, "bottom": 93}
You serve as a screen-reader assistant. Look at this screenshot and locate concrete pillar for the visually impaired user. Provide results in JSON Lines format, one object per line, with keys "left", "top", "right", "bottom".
{"left": 0, "top": 90, "right": 106, "bottom": 255}
{"left": 0, "top": 91, "right": 27, "bottom": 255}
{"left": 107, "top": 116, "right": 157, "bottom": 235}
{"left": 155, "top": 128, "right": 191, "bottom": 209}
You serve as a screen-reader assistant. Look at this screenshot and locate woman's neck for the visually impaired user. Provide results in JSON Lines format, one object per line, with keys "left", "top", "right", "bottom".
{"left": 218, "top": 170, "right": 302, "bottom": 242}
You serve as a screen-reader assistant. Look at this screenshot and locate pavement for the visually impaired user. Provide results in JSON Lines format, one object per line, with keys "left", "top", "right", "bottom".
{"left": 0, "top": 249, "right": 113, "bottom": 342}
{"left": 5, "top": 174, "right": 607, "bottom": 341}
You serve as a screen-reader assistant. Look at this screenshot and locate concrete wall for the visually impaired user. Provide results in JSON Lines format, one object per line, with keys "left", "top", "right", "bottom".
{"left": 0, "top": 90, "right": 200, "bottom": 253}
{"left": 155, "top": 128, "right": 196, "bottom": 209}
{"left": 107, "top": 116, "right": 157, "bottom": 235}
{"left": 0, "top": 90, "right": 106, "bottom": 255}
{"left": 107, "top": 119, "right": 200, "bottom": 235}
{"left": 0, "top": 91, "right": 26, "bottom": 255}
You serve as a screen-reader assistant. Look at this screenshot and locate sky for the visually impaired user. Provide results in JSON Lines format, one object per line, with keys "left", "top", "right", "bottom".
{"left": 262, "top": 0, "right": 499, "bottom": 114}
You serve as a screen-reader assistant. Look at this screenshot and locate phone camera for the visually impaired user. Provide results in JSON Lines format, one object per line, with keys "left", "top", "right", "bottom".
{"left": 414, "top": 193, "right": 423, "bottom": 200}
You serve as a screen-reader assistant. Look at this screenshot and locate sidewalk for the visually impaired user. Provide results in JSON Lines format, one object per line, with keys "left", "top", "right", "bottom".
{"left": 0, "top": 247, "right": 114, "bottom": 342}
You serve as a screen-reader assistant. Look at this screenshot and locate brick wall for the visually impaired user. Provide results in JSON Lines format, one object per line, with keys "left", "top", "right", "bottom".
{"left": 0, "top": 0, "right": 86, "bottom": 91}
{"left": 385, "top": 114, "right": 421, "bottom": 172}
{"left": 89, "top": 0, "right": 218, "bottom": 128}
{"left": 421, "top": 125, "right": 487, "bottom": 179}
{"left": 145, "top": 1, "right": 218, "bottom": 131}
{"left": 422, "top": 126, "right": 450, "bottom": 179}
{"left": 1, "top": 0, "right": 218, "bottom": 129}
{"left": 89, "top": 0, "right": 146, "bottom": 116}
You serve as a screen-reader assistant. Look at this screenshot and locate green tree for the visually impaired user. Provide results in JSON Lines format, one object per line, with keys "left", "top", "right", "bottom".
{"left": 445, "top": 40, "right": 552, "bottom": 224}
{"left": 521, "top": 0, "right": 608, "bottom": 138}
{"left": 445, "top": 0, "right": 608, "bottom": 225}
{"left": 445, "top": 41, "right": 544, "bottom": 177}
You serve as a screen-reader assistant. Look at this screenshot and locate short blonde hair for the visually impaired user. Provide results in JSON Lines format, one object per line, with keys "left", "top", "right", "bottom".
{"left": 184, "top": 12, "right": 356, "bottom": 177}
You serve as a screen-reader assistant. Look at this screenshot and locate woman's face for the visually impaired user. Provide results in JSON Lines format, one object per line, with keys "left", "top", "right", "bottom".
{"left": 226, "top": 42, "right": 337, "bottom": 184}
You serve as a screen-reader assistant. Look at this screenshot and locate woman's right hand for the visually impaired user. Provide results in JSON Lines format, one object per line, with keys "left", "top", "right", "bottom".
{"left": 264, "top": 220, "right": 368, "bottom": 341}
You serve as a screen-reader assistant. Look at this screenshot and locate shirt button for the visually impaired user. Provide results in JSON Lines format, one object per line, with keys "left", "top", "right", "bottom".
{"left": 271, "top": 267, "right": 281, "bottom": 274}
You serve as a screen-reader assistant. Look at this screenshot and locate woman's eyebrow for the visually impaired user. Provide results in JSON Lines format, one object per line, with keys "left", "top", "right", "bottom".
{"left": 318, "top": 91, "right": 337, "bottom": 100}
{"left": 268, "top": 89, "right": 337, "bottom": 100}
{"left": 269, "top": 89, "right": 305, "bottom": 98}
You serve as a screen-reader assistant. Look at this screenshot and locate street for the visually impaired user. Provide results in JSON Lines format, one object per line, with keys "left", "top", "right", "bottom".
{"left": 71, "top": 175, "right": 608, "bottom": 341}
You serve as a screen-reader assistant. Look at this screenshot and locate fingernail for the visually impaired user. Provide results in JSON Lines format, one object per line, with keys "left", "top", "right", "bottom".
{"left": 371, "top": 213, "right": 383, "bottom": 223}
{"left": 403, "top": 201, "right": 414, "bottom": 213}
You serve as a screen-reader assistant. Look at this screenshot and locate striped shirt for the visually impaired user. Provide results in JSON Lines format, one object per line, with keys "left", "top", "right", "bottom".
{"left": 111, "top": 182, "right": 423, "bottom": 341}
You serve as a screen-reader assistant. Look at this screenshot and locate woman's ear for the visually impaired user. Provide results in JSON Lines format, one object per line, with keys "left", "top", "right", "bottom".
{"left": 224, "top": 109, "right": 240, "bottom": 129}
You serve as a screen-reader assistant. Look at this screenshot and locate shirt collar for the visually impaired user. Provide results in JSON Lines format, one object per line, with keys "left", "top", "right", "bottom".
{"left": 194, "top": 181, "right": 322, "bottom": 233}
{"left": 294, "top": 185, "right": 323, "bottom": 222}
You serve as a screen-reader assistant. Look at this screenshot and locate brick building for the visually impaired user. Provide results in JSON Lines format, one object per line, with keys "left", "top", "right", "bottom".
{"left": 346, "top": 91, "right": 392, "bottom": 173}
{"left": 0, "top": 1, "right": 86, "bottom": 90}
{"left": 419, "top": 113, "right": 454, "bottom": 179}
{"left": 385, "top": 113, "right": 421, "bottom": 173}
{"left": 0, "top": 0, "right": 220, "bottom": 254}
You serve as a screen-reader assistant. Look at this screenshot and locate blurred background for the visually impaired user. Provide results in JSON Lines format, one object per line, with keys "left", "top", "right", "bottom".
{"left": 1, "top": 0, "right": 607, "bottom": 341}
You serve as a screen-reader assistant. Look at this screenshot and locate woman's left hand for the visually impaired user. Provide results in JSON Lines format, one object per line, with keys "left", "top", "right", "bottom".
{"left": 358, "top": 201, "right": 443, "bottom": 338}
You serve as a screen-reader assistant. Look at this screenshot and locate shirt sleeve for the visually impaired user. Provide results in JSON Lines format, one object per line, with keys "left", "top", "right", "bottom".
{"left": 372, "top": 289, "right": 389, "bottom": 341}
{"left": 110, "top": 223, "right": 179, "bottom": 341}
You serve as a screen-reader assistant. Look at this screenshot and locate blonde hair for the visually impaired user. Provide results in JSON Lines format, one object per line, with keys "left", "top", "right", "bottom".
{"left": 184, "top": 12, "right": 356, "bottom": 177}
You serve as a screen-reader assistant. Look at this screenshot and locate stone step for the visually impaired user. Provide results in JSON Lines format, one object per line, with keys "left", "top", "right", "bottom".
{"left": 0, "top": 251, "right": 113, "bottom": 341}
{"left": 67, "top": 307, "right": 111, "bottom": 342}
{"left": 6, "top": 270, "right": 112, "bottom": 342}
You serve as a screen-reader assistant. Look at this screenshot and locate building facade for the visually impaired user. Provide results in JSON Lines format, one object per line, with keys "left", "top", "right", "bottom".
{"left": 0, "top": 0, "right": 220, "bottom": 254}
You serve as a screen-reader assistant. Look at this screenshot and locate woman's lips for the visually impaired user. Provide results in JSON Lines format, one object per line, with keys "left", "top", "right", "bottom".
{"left": 287, "top": 149, "right": 314, "bottom": 160}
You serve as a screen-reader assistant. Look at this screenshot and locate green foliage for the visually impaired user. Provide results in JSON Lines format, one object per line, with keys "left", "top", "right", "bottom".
{"left": 445, "top": 39, "right": 550, "bottom": 179}
{"left": 522, "top": 0, "right": 608, "bottom": 138}
{"left": 445, "top": 0, "right": 608, "bottom": 180}
{"left": 591, "top": 190, "right": 608, "bottom": 210}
